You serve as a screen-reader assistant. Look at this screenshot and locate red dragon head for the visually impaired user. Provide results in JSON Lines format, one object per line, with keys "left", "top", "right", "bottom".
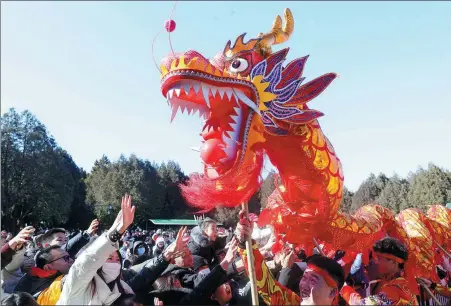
{"left": 160, "top": 8, "right": 337, "bottom": 210}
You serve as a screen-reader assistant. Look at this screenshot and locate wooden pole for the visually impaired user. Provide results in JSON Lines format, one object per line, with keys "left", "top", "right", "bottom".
{"left": 434, "top": 240, "right": 451, "bottom": 258}
{"left": 418, "top": 281, "right": 441, "bottom": 305}
{"left": 313, "top": 237, "right": 326, "bottom": 256}
{"left": 242, "top": 202, "right": 259, "bottom": 306}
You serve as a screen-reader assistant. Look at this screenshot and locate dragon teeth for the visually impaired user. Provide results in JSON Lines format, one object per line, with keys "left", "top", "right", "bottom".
{"left": 233, "top": 90, "right": 260, "bottom": 115}
{"left": 225, "top": 89, "right": 233, "bottom": 101}
{"left": 192, "top": 83, "right": 201, "bottom": 94}
{"left": 217, "top": 88, "right": 225, "bottom": 99}
{"left": 182, "top": 83, "right": 191, "bottom": 94}
{"left": 201, "top": 85, "right": 211, "bottom": 108}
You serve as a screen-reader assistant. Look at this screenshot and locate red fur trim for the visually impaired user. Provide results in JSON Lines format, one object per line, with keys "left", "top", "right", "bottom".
{"left": 180, "top": 151, "right": 264, "bottom": 211}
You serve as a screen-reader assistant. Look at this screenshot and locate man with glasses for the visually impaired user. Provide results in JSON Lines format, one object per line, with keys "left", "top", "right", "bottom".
{"left": 14, "top": 245, "right": 74, "bottom": 300}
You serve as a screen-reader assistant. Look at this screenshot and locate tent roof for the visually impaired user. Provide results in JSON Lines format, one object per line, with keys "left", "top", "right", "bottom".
{"left": 148, "top": 219, "right": 222, "bottom": 226}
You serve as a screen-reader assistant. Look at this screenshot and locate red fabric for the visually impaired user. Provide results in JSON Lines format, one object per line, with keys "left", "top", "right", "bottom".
{"left": 30, "top": 267, "right": 58, "bottom": 278}
{"left": 180, "top": 151, "right": 264, "bottom": 211}
{"left": 340, "top": 285, "right": 356, "bottom": 302}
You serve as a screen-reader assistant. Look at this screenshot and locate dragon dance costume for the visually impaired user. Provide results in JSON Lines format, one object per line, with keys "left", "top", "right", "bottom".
{"left": 158, "top": 5, "right": 451, "bottom": 302}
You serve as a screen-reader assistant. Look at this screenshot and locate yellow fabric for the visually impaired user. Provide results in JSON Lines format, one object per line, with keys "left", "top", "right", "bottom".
{"left": 37, "top": 275, "right": 64, "bottom": 305}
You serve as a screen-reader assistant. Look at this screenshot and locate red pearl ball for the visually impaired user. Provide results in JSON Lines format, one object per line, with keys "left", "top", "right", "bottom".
{"left": 165, "top": 19, "right": 176, "bottom": 32}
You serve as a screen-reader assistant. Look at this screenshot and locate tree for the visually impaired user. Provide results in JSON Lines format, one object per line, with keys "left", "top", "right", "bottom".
{"left": 1, "top": 109, "right": 81, "bottom": 231}
{"left": 351, "top": 173, "right": 390, "bottom": 212}
{"left": 259, "top": 171, "right": 277, "bottom": 209}
{"left": 376, "top": 174, "right": 409, "bottom": 213}
{"left": 85, "top": 155, "right": 189, "bottom": 226}
{"left": 211, "top": 206, "right": 240, "bottom": 228}
{"left": 406, "top": 163, "right": 451, "bottom": 210}
{"left": 64, "top": 168, "right": 96, "bottom": 231}
{"left": 340, "top": 187, "right": 354, "bottom": 213}
{"left": 157, "top": 161, "right": 189, "bottom": 219}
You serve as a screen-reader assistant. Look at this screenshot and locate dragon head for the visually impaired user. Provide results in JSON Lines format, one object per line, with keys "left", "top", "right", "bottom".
{"left": 160, "top": 8, "right": 337, "bottom": 209}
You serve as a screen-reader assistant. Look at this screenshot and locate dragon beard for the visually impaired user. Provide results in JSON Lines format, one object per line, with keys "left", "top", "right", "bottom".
{"left": 180, "top": 149, "right": 264, "bottom": 211}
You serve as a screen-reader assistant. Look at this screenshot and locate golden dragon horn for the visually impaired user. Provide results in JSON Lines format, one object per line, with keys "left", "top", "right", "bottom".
{"left": 258, "top": 8, "right": 294, "bottom": 50}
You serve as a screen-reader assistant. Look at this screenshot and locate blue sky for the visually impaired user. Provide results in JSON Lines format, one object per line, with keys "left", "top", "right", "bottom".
{"left": 2, "top": 1, "right": 450, "bottom": 191}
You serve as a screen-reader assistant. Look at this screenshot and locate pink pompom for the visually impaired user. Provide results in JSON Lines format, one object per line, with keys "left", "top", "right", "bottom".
{"left": 165, "top": 19, "right": 176, "bottom": 32}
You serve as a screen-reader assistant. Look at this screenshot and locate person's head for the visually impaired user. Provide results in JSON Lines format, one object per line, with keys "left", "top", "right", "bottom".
{"left": 369, "top": 237, "right": 408, "bottom": 280}
{"left": 2, "top": 292, "right": 39, "bottom": 306}
{"left": 101, "top": 250, "right": 123, "bottom": 284}
{"left": 153, "top": 274, "right": 182, "bottom": 291}
{"left": 41, "top": 228, "right": 67, "bottom": 247}
{"left": 174, "top": 248, "right": 193, "bottom": 268}
{"left": 133, "top": 241, "right": 147, "bottom": 256}
{"left": 156, "top": 237, "right": 165, "bottom": 249}
{"left": 212, "top": 281, "right": 233, "bottom": 306}
{"left": 35, "top": 245, "right": 74, "bottom": 274}
{"left": 298, "top": 255, "right": 345, "bottom": 305}
{"left": 200, "top": 218, "right": 218, "bottom": 242}
{"left": 297, "top": 249, "right": 307, "bottom": 262}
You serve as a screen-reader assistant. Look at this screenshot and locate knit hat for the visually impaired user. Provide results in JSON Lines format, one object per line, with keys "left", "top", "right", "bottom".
{"left": 156, "top": 237, "right": 165, "bottom": 246}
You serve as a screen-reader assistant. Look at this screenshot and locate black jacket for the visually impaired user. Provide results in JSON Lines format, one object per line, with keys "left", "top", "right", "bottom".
{"left": 161, "top": 264, "right": 202, "bottom": 289}
{"left": 144, "top": 264, "right": 229, "bottom": 305}
{"left": 13, "top": 268, "right": 63, "bottom": 298}
{"left": 187, "top": 226, "right": 227, "bottom": 266}
{"left": 127, "top": 254, "right": 171, "bottom": 294}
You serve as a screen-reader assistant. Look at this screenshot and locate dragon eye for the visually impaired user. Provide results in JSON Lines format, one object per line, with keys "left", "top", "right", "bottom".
{"left": 229, "top": 58, "right": 249, "bottom": 74}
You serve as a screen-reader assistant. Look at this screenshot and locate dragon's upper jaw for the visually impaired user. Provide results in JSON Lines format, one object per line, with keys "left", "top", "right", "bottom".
{"left": 161, "top": 68, "right": 260, "bottom": 178}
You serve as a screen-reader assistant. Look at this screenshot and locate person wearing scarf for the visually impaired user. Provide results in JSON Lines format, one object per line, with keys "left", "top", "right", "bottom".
{"left": 340, "top": 237, "right": 419, "bottom": 305}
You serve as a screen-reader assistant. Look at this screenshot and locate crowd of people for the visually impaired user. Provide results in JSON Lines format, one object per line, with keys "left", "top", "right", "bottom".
{"left": 1, "top": 194, "right": 450, "bottom": 305}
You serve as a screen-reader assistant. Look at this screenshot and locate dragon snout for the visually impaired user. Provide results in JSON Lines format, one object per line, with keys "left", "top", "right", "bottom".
{"left": 160, "top": 50, "right": 211, "bottom": 72}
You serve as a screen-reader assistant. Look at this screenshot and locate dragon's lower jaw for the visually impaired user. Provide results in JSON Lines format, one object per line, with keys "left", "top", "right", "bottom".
{"left": 164, "top": 79, "right": 259, "bottom": 178}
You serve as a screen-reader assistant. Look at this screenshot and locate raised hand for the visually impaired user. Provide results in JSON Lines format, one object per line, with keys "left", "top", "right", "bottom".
{"left": 109, "top": 194, "right": 135, "bottom": 234}
{"left": 9, "top": 226, "right": 35, "bottom": 250}
{"left": 154, "top": 297, "right": 164, "bottom": 306}
{"left": 164, "top": 226, "right": 188, "bottom": 261}
{"left": 86, "top": 219, "right": 99, "bottom": 236}
{"left": 220, "top": 237, "right": 238, "bottom": 271}
{"left": 281, "top": 250, "right": 296, "bottom": 268}
{"left": 234, "top": 210, "right": 252, "bottom": 244}
{"left": 417, "top": 277, "right": 432, "bottom": 288}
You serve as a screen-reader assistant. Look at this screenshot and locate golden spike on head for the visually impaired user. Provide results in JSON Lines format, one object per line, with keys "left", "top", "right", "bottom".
{"left": 256, "top": 8, "right": 294, "bottom": 56}
{"left": 223, "top": 33, "right": 261, "bottom": 59}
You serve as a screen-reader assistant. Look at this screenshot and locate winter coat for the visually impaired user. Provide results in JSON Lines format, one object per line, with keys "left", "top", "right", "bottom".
{"left": 160, "top": 264, "right": 202, "bottom": 289}
{"left": 127, "top": 254, "right": 171, "bottom": 294}
{"left": 187, "top": 226, "right": 227, "bottom": 266}
{"left": 56, "top": 234, "right": 134, "bottom": 305}
{"left": 14, "top": 267, "right": 63, "bottom": 298}
{"left": 1, "top": 243, "right": 16, "bottom": 270}
{"left": 2, "top": 247, "right": 26, "bottom": 293}
{"left": 145, "top": 264, "right": 229, "bottom": 305}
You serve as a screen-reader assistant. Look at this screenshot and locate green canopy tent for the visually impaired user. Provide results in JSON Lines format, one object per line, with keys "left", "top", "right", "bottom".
{"left": 146, "top": 219, "right": 222, "bottom": 229}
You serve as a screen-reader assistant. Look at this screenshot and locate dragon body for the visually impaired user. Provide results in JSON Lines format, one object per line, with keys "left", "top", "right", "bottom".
{"left": 159, "top": 8, "right": 449, "bottom": 270}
